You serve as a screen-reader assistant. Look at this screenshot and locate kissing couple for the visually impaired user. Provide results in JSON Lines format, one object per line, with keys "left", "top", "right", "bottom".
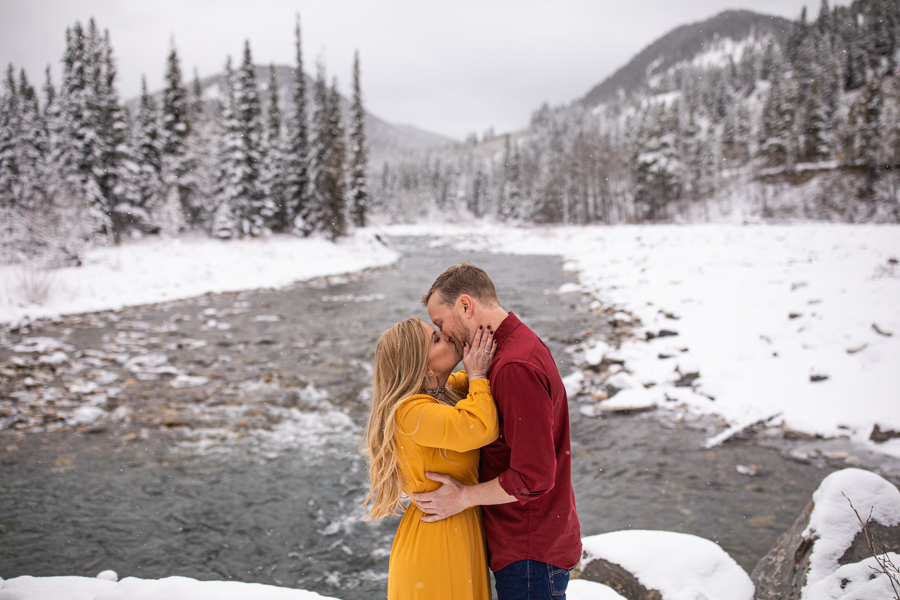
{"left": 364, "top": 262, "right": 582, "bottom": 599}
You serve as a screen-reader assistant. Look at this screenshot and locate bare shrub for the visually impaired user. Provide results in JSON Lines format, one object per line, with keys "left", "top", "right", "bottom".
{"left": 13, "top": 265, "right": 56, "bottom": 305}
{"left": 845, "top": 493, "right": 900, "bottom": 599}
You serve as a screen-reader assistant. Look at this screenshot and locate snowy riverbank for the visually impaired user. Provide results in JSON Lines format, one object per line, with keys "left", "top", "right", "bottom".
{"left": 0, "top": 231, "right": 400, "bottom": 325}
{"left": 382, "top": 222, "right": 900, "bottom": 455}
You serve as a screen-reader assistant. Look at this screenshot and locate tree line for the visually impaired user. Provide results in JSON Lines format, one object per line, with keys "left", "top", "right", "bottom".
{"left": 0, "top": 15, "right": 369, "bottom": 265}
{"left": 377, "top": 0, "right": 900, "bottom": 224}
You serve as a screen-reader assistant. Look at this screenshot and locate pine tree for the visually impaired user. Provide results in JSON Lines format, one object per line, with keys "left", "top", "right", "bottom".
{"left": 235, "top": 40, "right": 271, "bottom": 235}
{"left": 303, "top": 61, "right": 330, "bottom": 236}
{"left": 286, "top": 14, "right": 311, "bottom": 234}
{"left": 499, "top": 134, "right": 521, "bottom": 220}
{"left": 801, "top": 78, "right": 833, "bottom": 163}
{"left": 348, "top": 50, "right": 368, "bottom": 228}
{"left": 160, "top": 41, "right": 189, "bottom": 226}
{"left": 212, "top": 56, "right": 241, "bottom": 238}
{"left": 16, "top": 68, "right": 49, "bottom": 209}
{"left": 633, "top": 104, "right": 682, "bottom": 222}
{"left": 97, "top": 28, "right": 133, "bottom": 242}
{"left": 260, "top": 64, "right": 288, "bottom": 231}
{"left": 0, "top": 64, "right": 20, "bottom": 206}
{"left": 54, "top": 20, "right": 127, "bottom": 242}
{"left": 179, "top": 68, "right": 213, "bottom": 227}
{"left": 322, "top": 78, "right": 347, "bottom": 240}
{"left": 42, "top": 66, "right": 64, "bottom": 198}
{"left": 757, "top": 70, "right": 797, "bottom": 169}
{"left": 531, "top": 130, "right": 565, "bottom": 223}
{"left": 131, "top": 76, "right": 163, "bottom": 215}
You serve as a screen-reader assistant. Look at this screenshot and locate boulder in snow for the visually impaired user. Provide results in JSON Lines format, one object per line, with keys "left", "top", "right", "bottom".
{"left": 751, "top": 468, "right": 900, "bottom": 600}
{"left": 580, "top": 529, "right": 754, "bottom": 600}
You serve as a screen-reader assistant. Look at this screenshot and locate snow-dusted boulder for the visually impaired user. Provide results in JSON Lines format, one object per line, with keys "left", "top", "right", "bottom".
{"left": 579, "top": 530, "right": 754, "bottom": 600}
{"left": 751, "top": 468, "right": 900, "bottom": 600}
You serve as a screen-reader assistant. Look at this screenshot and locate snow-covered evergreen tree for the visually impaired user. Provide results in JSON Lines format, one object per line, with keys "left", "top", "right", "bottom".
{"left": 0, "top": 65, "right": 20, "bottom": 206}
{"left": 260, "top": 64, "right": 288, "bottom": 231}
{"left": 757, "top": 70, "right": 797, "bottom": 169}
{"left": 160, "top": 42, "right": 189, "bottom": 227}
{"left": 286, "top": 15, "right": 311, "bottom": 235}
{"left": 348, "top": 50, "right": 368, "bottom": 228}
{"left": 15, "top": 69, "right": 49, "bottom": 209}
{"left": 130, "top": 76, "right": 163, "bottom": 217}
{"left": 179, "top": 68, "right": 214, "bottom": 228}
{"left": 211, "top": 56, "right": 241, "bottom": 238}
{"left": 97, "top": 28, "right": 134, "bottom": 242}
{"left": 303, "top": 61, "right": 330, "bottom": 236}
{"left": 323, "top": 78, "right": 347, "bottom": 240}
{"left": 234, "top": 40, "right": 271, "bottom": 235}
{"left": 633, "top": 104, "right": 682, "bottom": 222}
{"left": 499, "top": 134, "right": 521, "bottom": 220}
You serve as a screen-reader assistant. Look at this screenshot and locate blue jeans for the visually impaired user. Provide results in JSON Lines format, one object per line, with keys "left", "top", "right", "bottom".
{"left": 494, "top": 559, "right": 571, "bottom": 600}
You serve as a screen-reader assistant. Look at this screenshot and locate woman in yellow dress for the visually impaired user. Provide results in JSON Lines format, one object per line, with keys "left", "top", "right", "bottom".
{"left": 364, "top": 317, "right": 498, "bottom": 600}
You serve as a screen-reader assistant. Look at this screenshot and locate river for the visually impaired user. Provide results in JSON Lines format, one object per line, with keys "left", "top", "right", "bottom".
{"left": 1, "top": 236, "right": 898, "bottom": 599}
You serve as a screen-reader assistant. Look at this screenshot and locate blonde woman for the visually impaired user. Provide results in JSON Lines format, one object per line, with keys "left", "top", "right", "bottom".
{"left": 365, "top": 317, "right": 498, "bottom": 600}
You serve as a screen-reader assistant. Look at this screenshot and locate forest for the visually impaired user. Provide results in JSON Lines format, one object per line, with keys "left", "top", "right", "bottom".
{"left": 378, "top": 0, "right": 900, "bottom": 225}
{"left": 0, "top": 16, "right": 368, "bottom": 266}
{"left": 2, "top": 0, "right": 900, "bottom": 268}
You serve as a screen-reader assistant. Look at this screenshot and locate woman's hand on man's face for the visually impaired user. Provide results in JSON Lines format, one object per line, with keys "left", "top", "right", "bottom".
{"left": 461, "top": 326, "right": 495, "bottom": 380}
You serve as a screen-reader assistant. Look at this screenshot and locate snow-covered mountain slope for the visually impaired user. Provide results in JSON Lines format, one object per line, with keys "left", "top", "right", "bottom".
{"left": 580, "top": 10, "right": 793, "bottom": 108}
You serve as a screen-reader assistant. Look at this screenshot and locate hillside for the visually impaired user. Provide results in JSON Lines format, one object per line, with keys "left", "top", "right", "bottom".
{"left": 580, "top": 10, "right": 793, "bottom": 107}
{"left": 128, "top": 65, "right": 456, "bottom": 170}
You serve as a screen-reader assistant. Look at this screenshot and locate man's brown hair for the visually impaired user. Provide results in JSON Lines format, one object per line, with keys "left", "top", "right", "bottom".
{"left": 421, "top": 261, "right": 501, "bottom": 308}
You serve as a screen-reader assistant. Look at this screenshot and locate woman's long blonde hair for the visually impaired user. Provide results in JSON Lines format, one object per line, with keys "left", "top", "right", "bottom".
{"left": 364, "top": 317, "right": 430, "bottom": 521}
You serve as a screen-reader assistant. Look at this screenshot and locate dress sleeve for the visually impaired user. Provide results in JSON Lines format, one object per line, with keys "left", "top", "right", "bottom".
{"left": 396, "top": 380, "right": 498, "bottom": 452}
{"left": 446, "top": 370, "right": 469, "bottom": 395}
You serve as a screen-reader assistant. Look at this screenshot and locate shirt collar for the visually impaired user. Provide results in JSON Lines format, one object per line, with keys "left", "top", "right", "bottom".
{"left": 493, "top": 311, "right": 520, "bottom": 348}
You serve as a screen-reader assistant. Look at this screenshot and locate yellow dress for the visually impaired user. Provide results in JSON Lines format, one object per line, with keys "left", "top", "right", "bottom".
{"left": 387, "top": 372, "right": 499, "bottom": 600}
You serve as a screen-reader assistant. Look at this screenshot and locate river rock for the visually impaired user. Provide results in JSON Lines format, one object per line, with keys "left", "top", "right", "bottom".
{"left": 580, "top": 558, "right": 661, "bottom": 599}
{"left": 751, "top": 468, "right": 900, "bottom": 599}
{"left": 580, "top": 530, "right": 753, "bottom": 600}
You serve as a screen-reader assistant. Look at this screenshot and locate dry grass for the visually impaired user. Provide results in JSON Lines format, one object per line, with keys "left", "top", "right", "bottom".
{"left": 13, "top": 265, "right": 56, "bottom": 306}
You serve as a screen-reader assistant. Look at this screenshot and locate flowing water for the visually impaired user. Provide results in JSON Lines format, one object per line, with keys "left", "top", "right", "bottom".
{"left": 1, "top": 236, "right": 898, "bottom": 599}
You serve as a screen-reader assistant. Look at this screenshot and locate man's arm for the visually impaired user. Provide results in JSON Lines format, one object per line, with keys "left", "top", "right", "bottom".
{"left": 412, "top": 473, "right": 515, "bottom": 523}
{"left": 413, "top": 362, "right": 557, "bottom": 521}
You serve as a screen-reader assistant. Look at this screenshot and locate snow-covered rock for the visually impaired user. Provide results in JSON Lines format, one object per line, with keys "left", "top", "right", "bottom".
{"left": 68, "top": 405, "right": 105, "bottom": 426}
{"left": 580, "top": 529, "right": 754, "bottom": 600}
{"left": 752, "top": 468, "right": 900, "bottom": 600}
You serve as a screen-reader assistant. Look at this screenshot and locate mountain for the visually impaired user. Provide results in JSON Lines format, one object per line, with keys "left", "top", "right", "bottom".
{"left": 580, "top": 10, "right": 793, "bottom": 107}
{"left": 128, "top": 65, "right": 456, "bottom": 169}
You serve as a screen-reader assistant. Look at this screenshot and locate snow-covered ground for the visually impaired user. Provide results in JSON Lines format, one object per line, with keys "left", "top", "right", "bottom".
{"left": 0, "top": 231, "right": 399, "bottom": 325}
{"left": 383, "top": 222, "right": 900, "bottom": 455}
{"left": 0, "top": 574, "right": 339, "bottom": 600}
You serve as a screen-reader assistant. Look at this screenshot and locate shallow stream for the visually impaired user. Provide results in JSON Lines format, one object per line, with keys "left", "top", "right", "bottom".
{"left": 1, "top": 236, "right": 898, "bottom": 599}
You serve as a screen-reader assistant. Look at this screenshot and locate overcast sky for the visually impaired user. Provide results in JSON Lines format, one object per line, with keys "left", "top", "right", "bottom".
{"left": 1, "top": 0, "right": 843, "bottom": 140}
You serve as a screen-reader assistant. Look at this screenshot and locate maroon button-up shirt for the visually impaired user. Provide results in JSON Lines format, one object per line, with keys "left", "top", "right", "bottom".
{"left": 480, "top": 312, "right": 582, "bottom": 571}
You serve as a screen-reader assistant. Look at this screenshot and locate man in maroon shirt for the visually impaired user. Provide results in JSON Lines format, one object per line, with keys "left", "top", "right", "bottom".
{"left": 413, "top": 262, "right": 582, "bottom": 600}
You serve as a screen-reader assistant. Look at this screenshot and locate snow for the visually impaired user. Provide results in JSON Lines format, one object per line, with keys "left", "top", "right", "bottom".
{"left": 390, "top": 223, "right": 900, "bottom": 451}
{"left": 802, "top": 553, "right": 900, "bottom": 600}
{"left": 0, "top": 574, "right": 338, "bottom": 600}
{"left": 0, "top": 231, "right": 399, "bottom": 324}
{"left": 580, "top": 530, "right": 754, "bottom": 600}
{"left": 566, "top": 579, "right": 627, "bottom": 600}
{"left": 802, "top": 468, "right": 900, "bottom": 591}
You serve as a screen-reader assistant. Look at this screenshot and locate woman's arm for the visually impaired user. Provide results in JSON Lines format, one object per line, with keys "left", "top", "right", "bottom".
{"left": 397, "top": 328, "right": 498, "bottom": 452}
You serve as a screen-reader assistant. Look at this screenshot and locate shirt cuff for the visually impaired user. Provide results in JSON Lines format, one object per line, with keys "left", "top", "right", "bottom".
{"left": 498, "top": 469, "right": 534, "bottom": 505}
